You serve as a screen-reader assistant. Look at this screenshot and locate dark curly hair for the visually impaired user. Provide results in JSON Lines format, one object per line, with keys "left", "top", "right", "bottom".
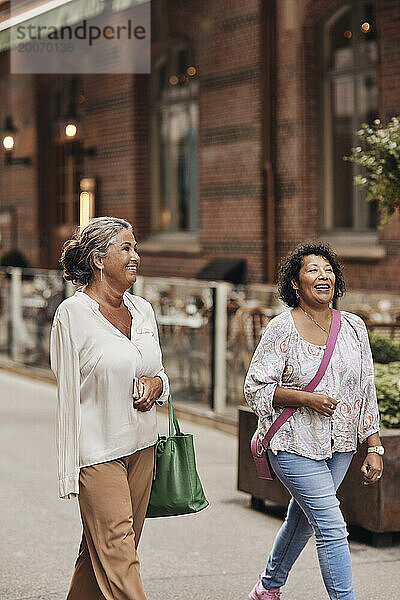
{"left": 278, "top": 241, "right": 346, "bottom": 308}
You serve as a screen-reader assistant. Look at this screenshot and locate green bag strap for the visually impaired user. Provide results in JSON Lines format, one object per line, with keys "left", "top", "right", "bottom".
{"left": 168, "top": 395, "right": 181, "bottom": 436}
{"left": 152, "top": 396, "right": 181, "bottom": 481}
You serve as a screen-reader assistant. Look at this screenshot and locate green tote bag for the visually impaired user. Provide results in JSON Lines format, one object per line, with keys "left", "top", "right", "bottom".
{"left": 146, "top": 396, "right": 209, "bottom": 518}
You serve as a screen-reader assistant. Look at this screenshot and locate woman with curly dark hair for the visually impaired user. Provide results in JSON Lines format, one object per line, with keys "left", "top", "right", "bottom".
{"left": 245, "top": 241, "right": 383, "bottom": 600}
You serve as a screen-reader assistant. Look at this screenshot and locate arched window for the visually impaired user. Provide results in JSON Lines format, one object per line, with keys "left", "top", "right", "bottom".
{"left": 323, "top": 1, "right": 377, "bottom": 231}
{"left": 151, "top": 43, "right": 198, "bottom": 234}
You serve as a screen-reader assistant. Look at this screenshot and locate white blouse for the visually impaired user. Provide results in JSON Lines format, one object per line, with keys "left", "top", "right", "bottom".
{"left": 244, "top": 310, "right": 380, "bottom": 460}
{"left": 50, "top": 290, "right": 169, "bottom": 499}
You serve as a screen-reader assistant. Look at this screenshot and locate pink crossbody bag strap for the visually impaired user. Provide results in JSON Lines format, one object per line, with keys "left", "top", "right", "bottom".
{"left": 261, "top": 308, "right": 341, "bottom": 450}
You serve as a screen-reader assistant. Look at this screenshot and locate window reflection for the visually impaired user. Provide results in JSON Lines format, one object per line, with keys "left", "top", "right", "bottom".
{"left": 359, "top": 2, "right": 377, "bottom": 64}
{"left": 324, "top": 1, "right": 377, "bottom": 232}
{"left": 331, "top": 77, "right": 354, "bottom": 229}
{"left": 328, "top": 7, "right": 353, "bottom": 70}
{"left": 152, "top": 45, "right": 198, "bottom": 233}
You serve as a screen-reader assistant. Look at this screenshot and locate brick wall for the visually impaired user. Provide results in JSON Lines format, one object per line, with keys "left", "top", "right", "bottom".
{"left": 46, "top": 0, "right": 266, "bottom": 283}
{"left": 1, "top": 0, "right": 399, "bottom": 293}
{"left": 274, "top": 0, "right": 400, "bottom": 292}
{"left": 138, "top": 0, "right": 266, "bottom": 283}
{"left": 0, "top": 62, "right": 39, "bottom": 265}
{"left": 81, "top": 74, "right": 135, "bottom": 223}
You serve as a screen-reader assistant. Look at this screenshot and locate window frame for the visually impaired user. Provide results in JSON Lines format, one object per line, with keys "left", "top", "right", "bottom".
{"left": 322, "top": 0, "right": 377, "bottom": 233}
{"left": 150, "top": 42, "right": 199, "bottom": 237}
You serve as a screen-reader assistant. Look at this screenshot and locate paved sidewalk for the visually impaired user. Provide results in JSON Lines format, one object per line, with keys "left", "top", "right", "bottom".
{"left": 1, "top": 370, "right": 399, "bottom": 599}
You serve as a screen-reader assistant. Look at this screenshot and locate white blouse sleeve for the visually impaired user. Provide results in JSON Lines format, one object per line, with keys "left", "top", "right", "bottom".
{"left": 355, "top": 317, "right": 380, "bottom": 443}
{"left": 50, "top": 315, "right": 81, "bottom": 499}
{"left": 147, "top": 305, "right": 170, "bottom": 404}
{"left": 244, "top": 317, "right": 287, "bottom": 419}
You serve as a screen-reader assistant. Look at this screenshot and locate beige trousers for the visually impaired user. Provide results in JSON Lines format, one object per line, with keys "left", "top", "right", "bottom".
{"left": 66, "top": 446, "right": 154, "bottom": 600}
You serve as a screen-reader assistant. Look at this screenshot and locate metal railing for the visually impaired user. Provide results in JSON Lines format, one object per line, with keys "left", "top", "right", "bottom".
{"left": 0, "top": 267, "right": 64, "bottom": 367}
{"left": 1, "top": 268, "right": 284, "bottom": 414}
{"left": 2, "top": 267, "right": 399, "bottom": 415}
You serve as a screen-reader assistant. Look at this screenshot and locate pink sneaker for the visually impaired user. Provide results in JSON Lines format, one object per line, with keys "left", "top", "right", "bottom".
{"left": 248, "top": 576, "right": 281, "bottom": 600}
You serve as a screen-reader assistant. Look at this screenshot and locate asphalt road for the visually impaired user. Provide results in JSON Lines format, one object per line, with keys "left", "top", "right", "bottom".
{"left": 1, "top": 370, "right": 400, "bottom": 600}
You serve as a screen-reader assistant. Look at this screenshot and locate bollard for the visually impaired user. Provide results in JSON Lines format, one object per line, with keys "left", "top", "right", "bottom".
{"left": 213, "top": 282, "right": 230, "bottom": 414}
{"left": 10, "top": 267, "right": 22, "bottom": 361}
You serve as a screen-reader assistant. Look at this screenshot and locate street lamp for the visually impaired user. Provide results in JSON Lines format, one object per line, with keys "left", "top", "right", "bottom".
{"left": 1, "top": 116, "right": 31, "bottom": 166}
{"left": 3, "top": 135, "right": 15, "bottom": 151}
{"left": 62, "top": 102, "right": 80, "bottom": 141}
{"left": 65, "top": 122, "right": 78, "bottom": 138}
{"left": 61, "top": 108, "right": 96, "bottom": 157}
{"left": 79, "top": 177, "right": 96, "bottom": 229}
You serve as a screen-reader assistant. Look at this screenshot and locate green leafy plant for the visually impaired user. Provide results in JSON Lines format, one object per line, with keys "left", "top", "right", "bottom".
{"left": 345, "top": 117, "right": 400, "bottom": 224}
{"left": 374, "top": 362, "right": 400, "bottom": 429}
{"left": 369, "top": 332, "right": 400, "bottom": 364}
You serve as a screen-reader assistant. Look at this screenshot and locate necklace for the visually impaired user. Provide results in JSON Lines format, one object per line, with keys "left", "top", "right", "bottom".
{"left": 86, "top": 292, "right": 132, "bottom": 334}
{"left": 299, "top": 305, "right": 330, "bottom": 334}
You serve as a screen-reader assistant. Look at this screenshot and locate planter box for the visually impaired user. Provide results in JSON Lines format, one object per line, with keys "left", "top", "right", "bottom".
{"left": 238, "top": 406, "right": 400, "bottom": 546}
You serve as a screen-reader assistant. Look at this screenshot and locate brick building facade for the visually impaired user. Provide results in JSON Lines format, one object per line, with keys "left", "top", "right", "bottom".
{"left": 0, "top": 0, "right": 399, "bottom": 291}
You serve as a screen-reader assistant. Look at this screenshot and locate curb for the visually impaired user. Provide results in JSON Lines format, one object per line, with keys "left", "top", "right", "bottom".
{"left": 0, "top": 360, "right": 238, "bottom": 436}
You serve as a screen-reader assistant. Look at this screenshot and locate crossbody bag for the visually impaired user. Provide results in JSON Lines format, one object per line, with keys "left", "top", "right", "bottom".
{"left": 251, "top": 308, "right": 341, "bottom": 480}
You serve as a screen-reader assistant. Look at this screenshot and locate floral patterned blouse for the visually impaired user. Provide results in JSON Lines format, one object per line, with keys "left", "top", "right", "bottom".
{"left": 244, "top": 310, "right": 380, "bottom": 459}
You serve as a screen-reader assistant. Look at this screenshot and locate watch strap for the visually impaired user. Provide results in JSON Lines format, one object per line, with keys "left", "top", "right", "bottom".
{"left": 367, "top": 445, "right": 384, "bottom": 454}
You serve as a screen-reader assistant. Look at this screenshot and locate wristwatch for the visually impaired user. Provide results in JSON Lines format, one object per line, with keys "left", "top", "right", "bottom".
{"left": 367, "top": 445, "right": 385, "bottom": 456}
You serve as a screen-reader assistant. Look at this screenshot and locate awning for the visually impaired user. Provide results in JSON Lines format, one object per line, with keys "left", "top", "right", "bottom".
{"left": 0, "top": 0, "right": 147, "bottom": 53}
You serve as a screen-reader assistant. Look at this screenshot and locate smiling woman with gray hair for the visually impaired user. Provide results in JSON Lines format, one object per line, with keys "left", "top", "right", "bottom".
{"left": 50, "top": 216, "right": 169, "bottom": 600}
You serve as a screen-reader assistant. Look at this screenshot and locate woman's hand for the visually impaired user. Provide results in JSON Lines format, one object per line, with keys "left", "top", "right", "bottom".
{"left": 303, "top": 392, "right": 339, "bottom": 417}
{"left": 273, "top": 388, "right": 338, "bottom": 416}
{"left": 361, "top": 452, "right": 383, "bottom": 486}
{"left": 133, "top": 376, "right": 163, "bottom": 412}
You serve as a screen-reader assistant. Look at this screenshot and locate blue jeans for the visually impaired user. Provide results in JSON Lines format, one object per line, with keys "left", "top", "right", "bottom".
{"left": 262, "top": 450, "right": 355, "bottom": 600}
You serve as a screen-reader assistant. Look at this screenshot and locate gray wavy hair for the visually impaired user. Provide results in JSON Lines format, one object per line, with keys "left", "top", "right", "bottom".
{"left": 60, "top": 216, "right": 133, "bottom": 287}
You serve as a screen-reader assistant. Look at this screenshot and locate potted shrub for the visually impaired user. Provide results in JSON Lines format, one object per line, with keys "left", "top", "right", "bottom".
{"left": 337, "top": 337, "right": 400, "bottom": 545}
{"left": 238, "top": 333, "right": 400, "bottom": 545}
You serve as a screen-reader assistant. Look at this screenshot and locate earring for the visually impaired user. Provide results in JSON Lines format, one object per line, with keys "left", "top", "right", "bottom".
{"left": 294, "top": 289, "right": 299, "bottom": 299}
{"left": 100, "top": 267, "right": 103, "bottom": 282}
